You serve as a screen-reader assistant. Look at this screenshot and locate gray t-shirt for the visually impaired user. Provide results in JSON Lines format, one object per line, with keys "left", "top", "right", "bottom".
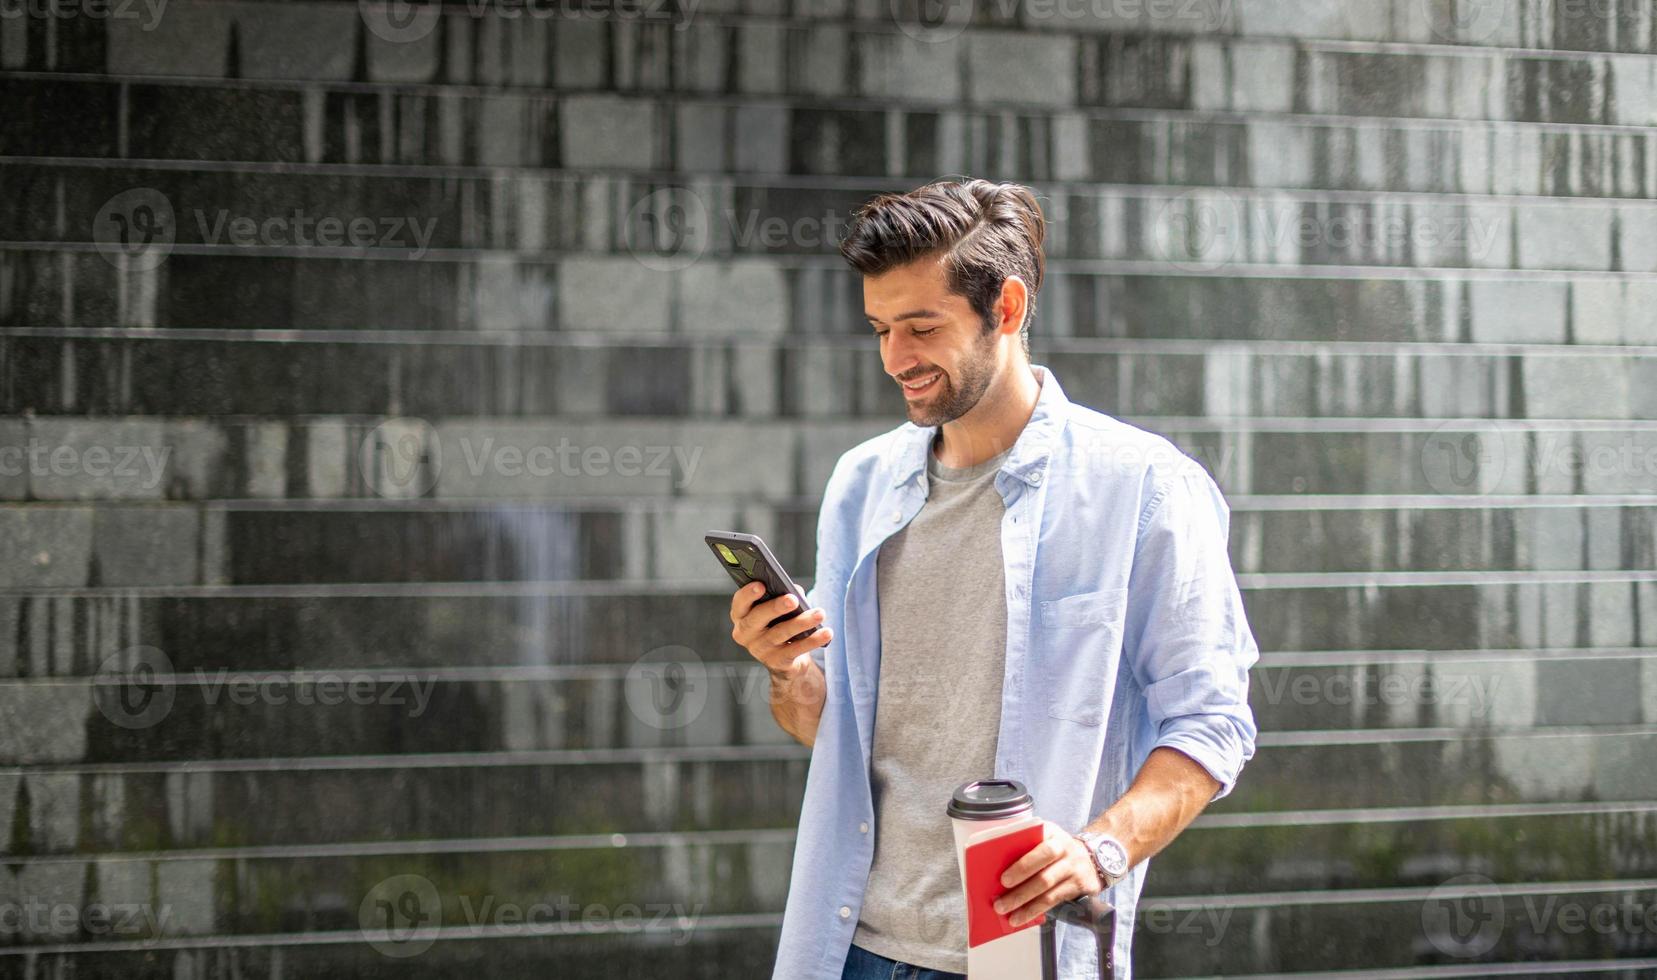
{"left": 852, "top": 437, "right": 1012, "bottom": 973}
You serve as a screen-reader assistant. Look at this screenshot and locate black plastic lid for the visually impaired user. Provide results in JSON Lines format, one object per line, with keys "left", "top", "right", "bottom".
{"left": 947, "top": 779, "right": 1033, "bottom": 820}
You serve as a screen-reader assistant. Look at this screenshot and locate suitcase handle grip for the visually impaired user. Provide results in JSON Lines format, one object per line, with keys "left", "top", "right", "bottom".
{"left": 1040, "top": 894, "right": 1115, "bottom": 979}
{"left": 1047, "top": 894, "right": 1113, "bottom": 933}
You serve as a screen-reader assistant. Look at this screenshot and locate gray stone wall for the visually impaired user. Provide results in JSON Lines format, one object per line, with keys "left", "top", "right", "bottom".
{"left": 1, "top": 0, "right": 1654, "bottom": 975}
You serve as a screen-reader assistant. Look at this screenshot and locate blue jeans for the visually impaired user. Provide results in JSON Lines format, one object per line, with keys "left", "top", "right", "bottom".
{"left": 840, "top": 942, "right": 967, "bottom": 980}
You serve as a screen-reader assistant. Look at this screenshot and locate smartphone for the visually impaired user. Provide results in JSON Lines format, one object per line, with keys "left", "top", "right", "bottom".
{"left": 705, "top": 530, "right": 819, "bottom": 638}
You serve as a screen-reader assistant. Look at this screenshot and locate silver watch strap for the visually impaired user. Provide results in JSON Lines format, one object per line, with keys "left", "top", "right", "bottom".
{"left": 1075, "top": 832, "right": 1112, "bottom": 891}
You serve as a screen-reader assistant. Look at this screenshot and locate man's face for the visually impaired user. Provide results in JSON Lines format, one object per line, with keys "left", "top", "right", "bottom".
{"left": 863, "top": 258, "right": 1005, "bottom": 427}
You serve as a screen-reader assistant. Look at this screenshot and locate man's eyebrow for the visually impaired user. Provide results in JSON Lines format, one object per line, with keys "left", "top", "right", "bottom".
{"left": 865, "top": 309, "right": 946, "bottom": 325}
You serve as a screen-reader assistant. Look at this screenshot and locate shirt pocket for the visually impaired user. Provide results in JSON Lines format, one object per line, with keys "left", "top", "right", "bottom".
{"left": 1037, "top": 587, "right": 1129, "bottom": 726}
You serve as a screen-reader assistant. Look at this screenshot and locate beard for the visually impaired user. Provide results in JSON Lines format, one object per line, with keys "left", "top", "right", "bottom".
{"left": 898, "top": 328, "right": 999, "bottom": 427}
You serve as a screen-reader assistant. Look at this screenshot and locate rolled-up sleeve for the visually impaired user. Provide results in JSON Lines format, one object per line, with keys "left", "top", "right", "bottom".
{"left": 1123, "top": 469, "right": 1260, "bottom": 800}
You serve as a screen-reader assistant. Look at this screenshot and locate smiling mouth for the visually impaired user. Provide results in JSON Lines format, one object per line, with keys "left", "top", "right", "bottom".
{"left": 900, "top": 372, "right": 941, "bottom": 396}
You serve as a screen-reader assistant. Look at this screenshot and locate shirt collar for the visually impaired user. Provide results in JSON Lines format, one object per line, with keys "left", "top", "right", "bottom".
{"left": 887, "top": 364, "right": 1069, "bottom": 489}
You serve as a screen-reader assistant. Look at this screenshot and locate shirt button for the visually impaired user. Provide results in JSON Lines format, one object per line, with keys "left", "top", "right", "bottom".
{"left": 890, "top": 510, "right": 901, "bottom": 524}
{"left": 839, "top": 906, "right": 851, "bottom": 919}
{"left": 1030, "top": 471, "right": 1043, "bottom": 485}
{"left": 859, "top": 822, "right": 869, "bottom": 834}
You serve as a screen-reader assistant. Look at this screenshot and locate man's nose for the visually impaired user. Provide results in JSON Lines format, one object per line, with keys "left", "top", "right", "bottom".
{"left": 882, "top": 333, "right": 919, "bottom": 378}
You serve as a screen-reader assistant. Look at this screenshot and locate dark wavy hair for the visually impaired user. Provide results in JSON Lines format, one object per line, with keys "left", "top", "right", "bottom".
{"left": 838, "top": 177, "right": 1047, "bottom": 355}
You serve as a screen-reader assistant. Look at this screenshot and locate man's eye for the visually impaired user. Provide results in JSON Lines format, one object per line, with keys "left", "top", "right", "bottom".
{"left": 914, "top": 327, "right": 937, "bottom": 337}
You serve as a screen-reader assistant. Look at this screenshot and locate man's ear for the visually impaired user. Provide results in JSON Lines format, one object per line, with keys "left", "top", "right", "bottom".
{"left": 995, "top": 276, "right": 1029, "bottom": 338}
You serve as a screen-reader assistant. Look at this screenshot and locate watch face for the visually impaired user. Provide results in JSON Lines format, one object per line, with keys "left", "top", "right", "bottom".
{"left": 1094, "top": 838, "right": 1129, "bottom": 878}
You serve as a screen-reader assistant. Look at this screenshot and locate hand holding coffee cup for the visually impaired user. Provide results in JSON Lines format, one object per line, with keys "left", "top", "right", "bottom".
{"left": 948, "top": 780, "right": 1048, "bottom": 977}
{"left": 946, "top": 781, "right": 1101, "bottom": 925}
{"left": 992, "top": 822, "right": 1105, "bottom": 926}
{"left": 949, "top": 780, "right": 1116, "bottom": 978}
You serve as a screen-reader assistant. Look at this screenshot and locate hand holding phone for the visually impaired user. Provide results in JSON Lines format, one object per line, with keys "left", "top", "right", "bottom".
{"left": 709, "top": 531, "right": 833, "bottom": 677}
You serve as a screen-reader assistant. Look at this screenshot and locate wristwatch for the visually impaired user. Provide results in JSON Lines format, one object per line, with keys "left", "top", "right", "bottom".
{"left": 1074, "top": 831, "right": 1130, "bottom": 892}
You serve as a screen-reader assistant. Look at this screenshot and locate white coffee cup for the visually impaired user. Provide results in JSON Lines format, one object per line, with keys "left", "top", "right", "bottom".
{"left": 947, "top": 778, "right": 1038, "bottom": 891}
{"left": 946, "top": 779, "right": 1045, "bottom": 979}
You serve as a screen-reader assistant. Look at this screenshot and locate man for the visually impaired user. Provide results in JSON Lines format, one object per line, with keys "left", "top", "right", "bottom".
{"left": 728, "top": 178, "right": 1259, "bottom": 979}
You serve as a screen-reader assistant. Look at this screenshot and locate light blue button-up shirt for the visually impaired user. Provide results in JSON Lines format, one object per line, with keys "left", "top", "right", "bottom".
{"left": 772, "top": 365, "right": 1259, "bottom": 980}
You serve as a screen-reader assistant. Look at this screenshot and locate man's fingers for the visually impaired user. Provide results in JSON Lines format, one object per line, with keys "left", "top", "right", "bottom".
{"left": 728, "top": 582, "right": 768, "bottom": 624}
{"left": 758, "top": 630, "right": 835, "bottom": 676}
{"left": 736, "top": 591, "right": 800, "bottom": 634}
{"left": 1007, "top": 882, "right": 1078, "bottom": 927}
{"left": 730, "top": 589, "right": 794, "bottom": 645}
{"left": 759, "top": 627, "right": 832, "bottom": 673}
{"left": 1000, "top": 832, "right": 1064, "bottom": 889}
{"left": 736, "top": 595, "right": 815, "bottom": 648}
{"left": 996, "top": 858, "right": 1065, "bottom": 918}
{"left": 729, "top": 583, "right": 831, "bottom": 672}
{"left": 760, "top": 606, "right": 825, "bottom": 647}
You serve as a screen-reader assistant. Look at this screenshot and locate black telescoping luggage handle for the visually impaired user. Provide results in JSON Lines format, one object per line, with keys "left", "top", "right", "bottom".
{"left": 1040, "top": 894, "right": 1115, "bottom": 979}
